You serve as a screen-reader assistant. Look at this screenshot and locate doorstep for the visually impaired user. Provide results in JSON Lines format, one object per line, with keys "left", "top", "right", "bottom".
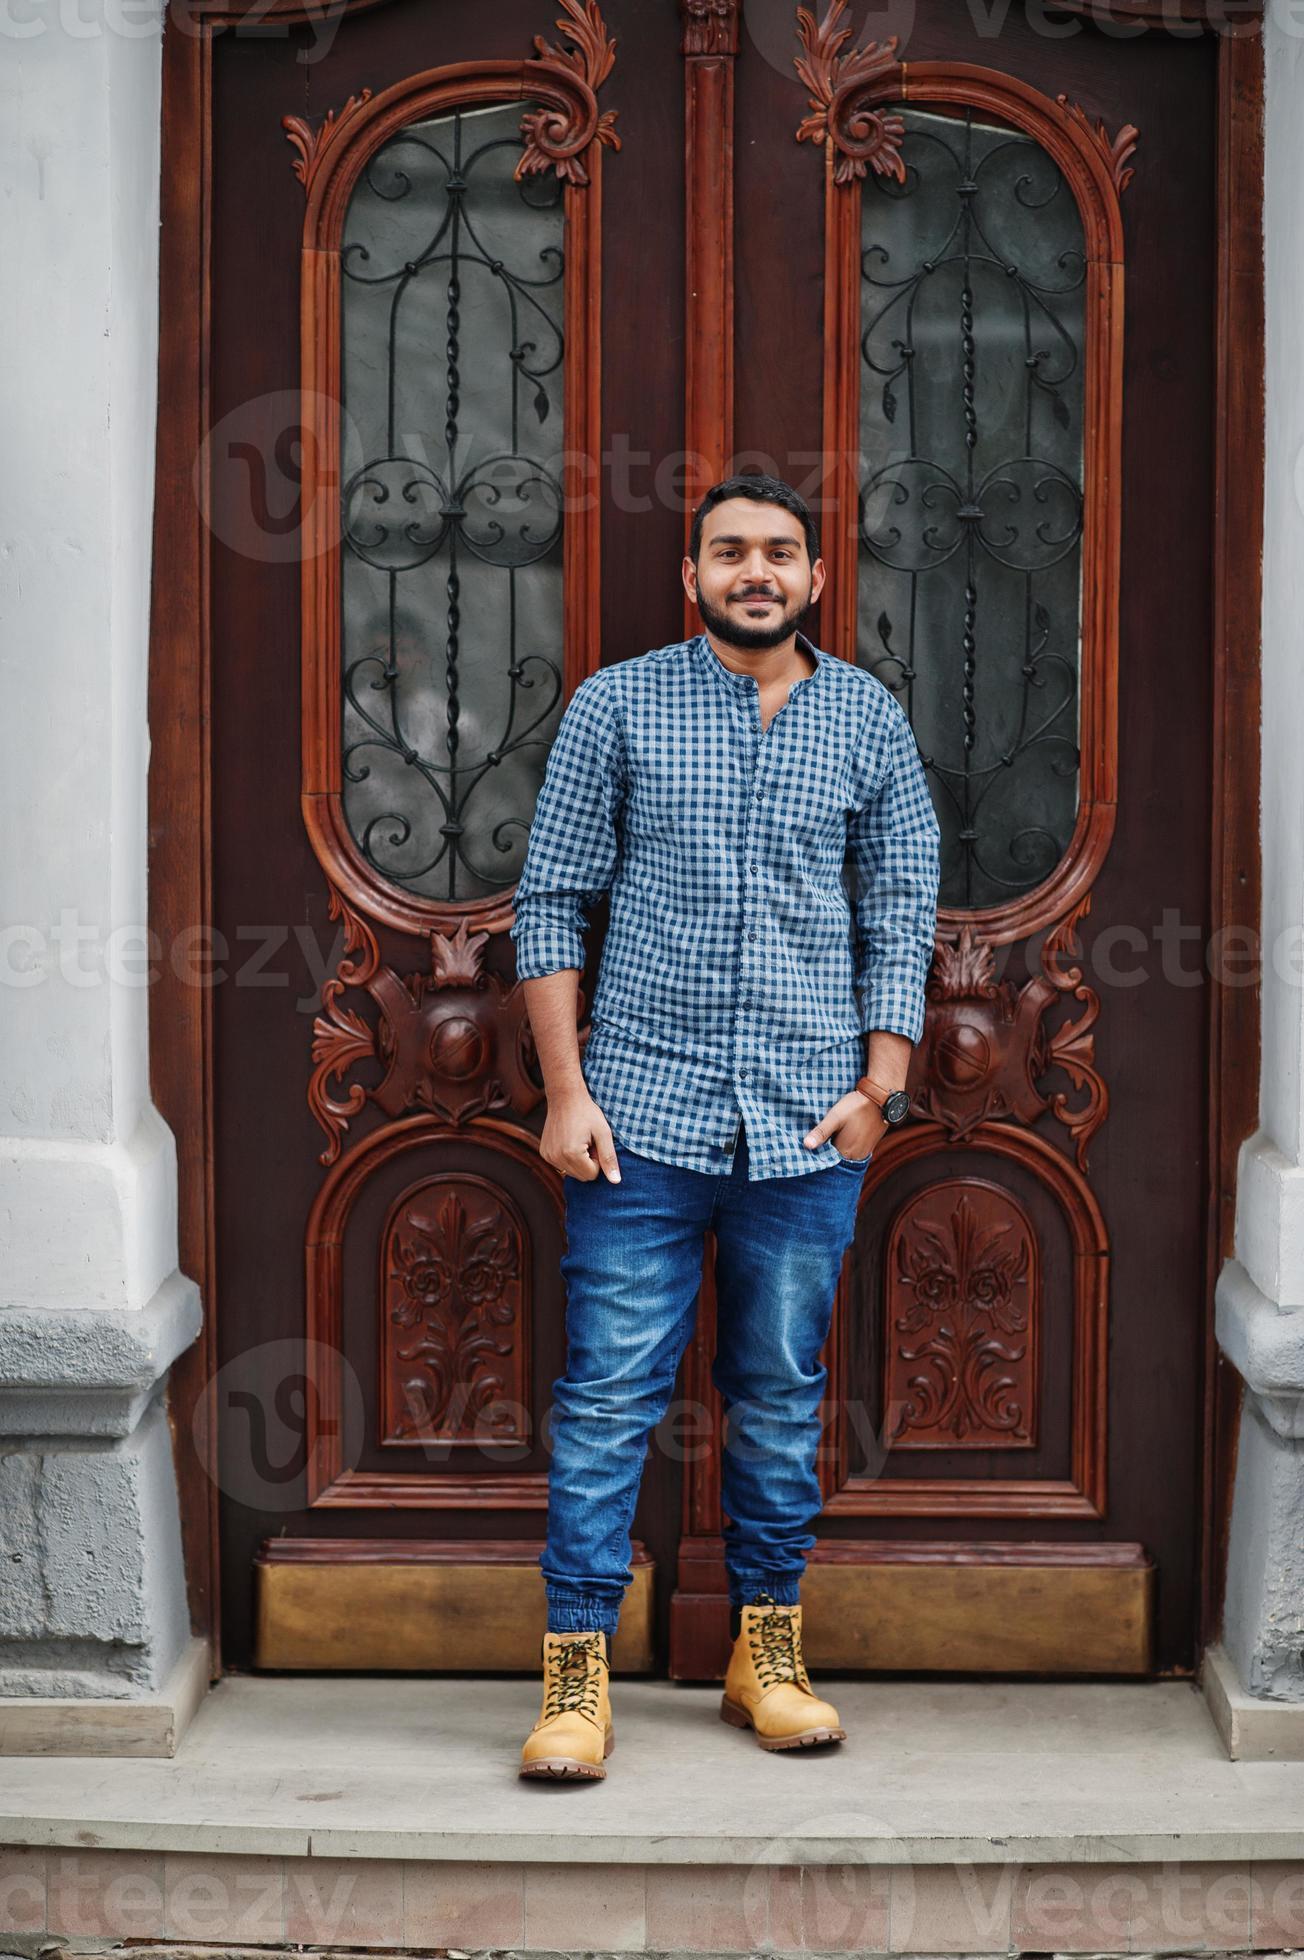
{"left": 1, "top": 1672, "right": 1304, "bottom": 1956}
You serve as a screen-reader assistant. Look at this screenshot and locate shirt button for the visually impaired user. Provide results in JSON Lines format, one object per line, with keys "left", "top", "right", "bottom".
{"left": 748, "top": 930, "right": 758, "bottom": 941}
{"left": 739, "top": 1068, "right": 751, "bottom": 1079}
{"left": 749, "top": 863, "right": 759, "bottom": 875}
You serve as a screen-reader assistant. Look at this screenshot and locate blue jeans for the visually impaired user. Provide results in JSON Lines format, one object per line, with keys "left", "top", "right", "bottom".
{"left": 540, "top": 1125, "right": 870, "bottom": 1637}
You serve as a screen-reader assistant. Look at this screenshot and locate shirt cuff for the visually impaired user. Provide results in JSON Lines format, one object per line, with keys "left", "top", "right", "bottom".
{"left": 509, "top": 899, "right": 586, "bottom": 979}
{"left": 856, "top": 981, "right": 927, "bottom": 1045}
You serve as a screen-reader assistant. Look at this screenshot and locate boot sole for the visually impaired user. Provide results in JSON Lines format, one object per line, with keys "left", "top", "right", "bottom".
{"left": 719, "top": 1694, "right": 846, "bottom": 1750}
{"left": 518, "top": 1725, "right": 615, "bottom": 1780}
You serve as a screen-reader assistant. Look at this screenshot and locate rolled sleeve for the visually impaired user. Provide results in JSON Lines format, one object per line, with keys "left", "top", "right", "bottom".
{"left": 847, "top": 700, "right": 940, "bottom": 1043}
{"left": 509, "top": 670, "right": 627, "bottom": 980}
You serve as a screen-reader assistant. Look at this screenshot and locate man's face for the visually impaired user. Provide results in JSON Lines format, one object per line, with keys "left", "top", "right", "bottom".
{"left": 683, "top": 497, "right": 826, "bottom": 652}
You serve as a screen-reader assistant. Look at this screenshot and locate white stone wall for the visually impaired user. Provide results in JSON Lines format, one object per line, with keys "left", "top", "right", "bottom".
{"left": 1216, "top": 11, "right": 1304, "bottom": 1700}
{"left": 1, "top": 0, "right": 177, "bottom": 1312}
{"left": 0, "top": 0, "right": 199, "bottom": 1701}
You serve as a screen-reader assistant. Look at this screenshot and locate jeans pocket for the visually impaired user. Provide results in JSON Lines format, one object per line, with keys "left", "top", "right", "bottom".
{"left": 833, "top": 1149, "right": 873, "bottom": 1171}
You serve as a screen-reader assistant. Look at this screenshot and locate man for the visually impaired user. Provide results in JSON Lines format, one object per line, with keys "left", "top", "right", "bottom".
{"left": 509, "top": 473, "right": 940, "bottom": 1780}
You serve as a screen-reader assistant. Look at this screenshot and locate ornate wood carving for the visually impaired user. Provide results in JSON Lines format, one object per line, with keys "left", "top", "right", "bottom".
{"left": 684, "top": 1116, "right": 1100, "bottom": 1533}
{"left": 681, "top": 0, "right": 740, "bottom": 56}
{"left": 305, "top": 1114, "right": 563, "bottom": 1508}
{"left": 286, "top": 14, "right": 614, "bottom": 938}
{"left": 827, "top": 1119, "right": 1109, "bottom": 1518}
{"left": 309, "top": 886, "right": 380, "bottom": 1167}
{"left": 381, "top": 1175, "right": 529, "bottom": 1447}
{"left": 914, "top": 896, "right": 1107, "bottom": 1172}
{"left": 283, "top": 90, "right": 374, "bottom": 198}
{"left": 519, "top": 0, "right": 621, "bottom": 185}
{"left": 792, "top": 4, "right": 1138, "bottom": 204}
{"left": 884, "top": 1180, "right": 1038, "bottom": 1450}
{"left": 793, "top": 1, "right": 905, "bottom": 184}
{"left": 1027, "top": 902, "right": 1108, "bottom": 1169}
{"left": 308, "top": 884, "right": 548, "bottom": 1165}
{"left": 1056, "top": 93, "right": 1140, "bottom": 193}
{"left": 283, "top": 3, "right": 620, "bottom": 197}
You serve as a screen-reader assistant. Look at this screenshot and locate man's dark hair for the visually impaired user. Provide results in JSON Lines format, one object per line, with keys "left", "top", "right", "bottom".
{"left": 688, "top": 473, "right": 821, "bottom": 567}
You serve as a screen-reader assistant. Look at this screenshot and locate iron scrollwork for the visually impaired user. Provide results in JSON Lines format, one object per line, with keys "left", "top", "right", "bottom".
{"left": 858, "top": 104, "right": 1089, "bottom": 911}
{"left": 338, "top": 102, "right": 568, "bottom": 905}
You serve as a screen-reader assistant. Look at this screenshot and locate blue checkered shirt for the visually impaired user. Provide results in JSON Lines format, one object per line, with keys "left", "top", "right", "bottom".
{"left": 509, "top": 631, "right": 940, "bottom": 1180}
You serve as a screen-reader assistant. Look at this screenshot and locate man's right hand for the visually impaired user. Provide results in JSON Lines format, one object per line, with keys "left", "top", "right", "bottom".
{"left": 539, "top": 1085, "right": 622, "bottom": 1183}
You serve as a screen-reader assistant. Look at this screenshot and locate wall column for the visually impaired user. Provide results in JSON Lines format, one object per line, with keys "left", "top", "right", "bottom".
{"left": 1214, "top": 12, "right": 1304, "bottom": 1735}
{"left": 0, "top": 0, "right": 203, "bottom": 1734}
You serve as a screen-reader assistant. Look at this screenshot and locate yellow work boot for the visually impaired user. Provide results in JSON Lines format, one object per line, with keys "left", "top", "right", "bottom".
{"left": 720, "top": 1592, "right": 846, "bottom": 1751}
{"left": 519, "top": 1629, "right": 614, "bottom": 1780}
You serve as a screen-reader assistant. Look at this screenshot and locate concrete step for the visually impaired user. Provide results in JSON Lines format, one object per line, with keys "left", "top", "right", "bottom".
{"left": 1, "top": 1671, "right": 1303, "bottom": 1954}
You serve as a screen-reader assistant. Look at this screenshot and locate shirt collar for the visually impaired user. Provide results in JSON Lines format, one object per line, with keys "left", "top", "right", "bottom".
{"left": 691, "top": 629, "right": 832, "bottom": 697}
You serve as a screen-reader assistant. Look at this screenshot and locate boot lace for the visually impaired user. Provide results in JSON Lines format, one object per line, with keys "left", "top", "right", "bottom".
{"left": 745, "top": 1592, "right": 812, "bottom": 1692}
{"left": 542, "top": 1633, "right": 607, "bottom": 1720}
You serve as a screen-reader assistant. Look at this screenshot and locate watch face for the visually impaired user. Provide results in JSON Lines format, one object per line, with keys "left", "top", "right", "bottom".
{"left": 883, "top": 1089, "right": 911, "bottom": 1124}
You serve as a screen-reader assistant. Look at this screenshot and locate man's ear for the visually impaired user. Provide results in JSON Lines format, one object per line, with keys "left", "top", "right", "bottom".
{"left": 681, "top": 554, "right": 697, "bottom": 600}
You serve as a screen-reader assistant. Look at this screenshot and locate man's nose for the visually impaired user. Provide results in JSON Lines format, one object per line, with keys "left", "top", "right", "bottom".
{"left": 739, "top": 554, "right": 775, "bottom": 585}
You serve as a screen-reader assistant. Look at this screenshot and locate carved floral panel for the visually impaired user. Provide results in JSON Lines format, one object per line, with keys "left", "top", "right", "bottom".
{"left": 380, "top": 1173, "right": 530, "bottom": 1446}
{"left": 883, "top": 1178, "right": 1039, "bottom": 1450}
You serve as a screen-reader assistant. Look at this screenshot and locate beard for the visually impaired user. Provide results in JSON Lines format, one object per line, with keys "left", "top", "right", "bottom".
{"left": 694, "top": 575, "right": 813, "bottom": 651}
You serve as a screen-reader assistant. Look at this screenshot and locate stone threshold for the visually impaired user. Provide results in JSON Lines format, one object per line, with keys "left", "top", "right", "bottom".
{"left": 5, "top": 1671, "right": 1304, "bottom": 1866}
{"left": 0, "top": 1671, "right": 1303, "bottom": 1954}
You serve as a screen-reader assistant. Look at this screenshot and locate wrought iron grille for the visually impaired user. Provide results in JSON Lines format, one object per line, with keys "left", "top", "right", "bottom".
{"left": 339, "top": 101, "right": 566, "bottom": 904}
{"left": 858, "top": 106, "right": 1086, "bottom": 912}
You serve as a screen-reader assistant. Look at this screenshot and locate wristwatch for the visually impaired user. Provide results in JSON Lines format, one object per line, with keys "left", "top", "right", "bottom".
{"left": 855, "top": 1074, "right": 912, "bottom": 1125}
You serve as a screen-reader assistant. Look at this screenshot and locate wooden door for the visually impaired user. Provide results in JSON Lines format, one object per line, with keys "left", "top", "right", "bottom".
{"left": 672, "top": 0, "right": 1218, "bottom": 1678}
{"left": 206, "top": 0, "right": 1220, "bottom": 1677}
{"left": 209, "top": 0, "right": 682, "bottom": 1671}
